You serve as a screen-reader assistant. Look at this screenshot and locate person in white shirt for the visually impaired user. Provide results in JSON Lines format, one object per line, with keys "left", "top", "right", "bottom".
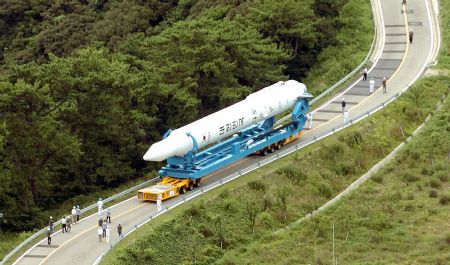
{"left": 61, "top": 217, "right": 67, "bottom": 233}
{"left": 71, "top": 206, "right": 77, "bottom": 224}
{"left": 157, "top": 194, "right": 162, "bottom": 211}
{"left": 97, "top": 198, "right": 103, "bottom": 216}
{"left": 369, "top": 77, "right": 375, "bottom": 94}
{"left": 105, "top": 226, "right": 111, "bottom": 243}
{"left": 362, "top": 67, "right": 368, "bottom": 81}
{"left": 307, "top": 113, "right": 313, "bottom": 130}
{"left": 344, "top": 110, "right": 350, "bottom": 124}
{"left": 97, "top": 227, "right": 103, "bottom": 242}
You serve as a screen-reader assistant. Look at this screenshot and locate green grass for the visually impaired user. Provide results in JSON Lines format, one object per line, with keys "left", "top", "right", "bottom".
{"left": 219, "top": 92, "right": 450, "bottom": 265}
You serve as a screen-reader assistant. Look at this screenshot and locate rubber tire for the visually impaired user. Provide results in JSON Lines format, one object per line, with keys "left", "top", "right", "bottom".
{"left": 194, "top": 180, "right": 201, "bottom": 187}
{"left": 179, "top": 186, "right": 187, "bottom": 194}
{"left": 269, "top": 145, "right": 275, "bottom": 153}
{"left": 262, "top": 148, "right": 268, "bottom": 156}
{"left": 276, "top": 142, "right": 283, "bottom": 150}
{"left": 188, "top": 182, "right": 194, "bottom": 191}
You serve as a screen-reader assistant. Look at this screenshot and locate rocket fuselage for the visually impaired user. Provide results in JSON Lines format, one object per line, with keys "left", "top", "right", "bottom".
{"left": 143, "top": 80, "right": 308, "bottom": 162}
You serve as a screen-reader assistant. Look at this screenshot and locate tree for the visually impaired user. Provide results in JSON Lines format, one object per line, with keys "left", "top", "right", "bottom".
{"left": 245, "top": 195, "right": 262, "bottom": 235}
{"left": 277, "top": 185, "right": 292, "bottom": 222}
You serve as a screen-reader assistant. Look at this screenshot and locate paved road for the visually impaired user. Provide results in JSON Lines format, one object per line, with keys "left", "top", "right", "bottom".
{"left": 12, "top": 0, "right": 440, "bottom": 264}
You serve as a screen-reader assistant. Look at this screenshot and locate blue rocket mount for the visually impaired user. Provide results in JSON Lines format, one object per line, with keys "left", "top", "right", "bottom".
{"left": 159, "top": 95, "right": 312, "bottom": 180}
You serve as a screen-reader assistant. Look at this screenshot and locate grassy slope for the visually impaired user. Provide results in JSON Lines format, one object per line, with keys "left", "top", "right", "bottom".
{"left": 102, "top": 1, "right": 450, "bottom": 264}
{"left": 216, "top": 1, "right": 450, "bottom": 264}
{"left": 222, "top": 94, "right": 450, "bottom": 265}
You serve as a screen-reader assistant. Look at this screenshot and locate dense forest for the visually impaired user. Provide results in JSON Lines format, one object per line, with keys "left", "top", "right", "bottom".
{"left": 1, "top": 0, "right": 355, "bottom": 232}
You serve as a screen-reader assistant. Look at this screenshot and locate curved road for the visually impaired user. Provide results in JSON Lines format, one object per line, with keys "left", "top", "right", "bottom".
{"left": 12, "top": 0, "right": 440, "bottom": 264}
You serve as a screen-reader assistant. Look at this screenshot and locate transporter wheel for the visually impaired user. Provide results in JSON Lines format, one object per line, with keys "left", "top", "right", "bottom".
{"left": 262, "top": 148, "right": 268, "bottom": 156}
{"left": 179, "top": 186, "right": 187, "bottom": 194}
{"left": 276, "top": 142, "right": 283, "bottom": 150}
{"left": 188, "top": 182, "right": 194, "bottom": 191}
{"left": 194, "top": 179, "right": 201, "bottom": 187}
{"left": 269, "top": 145, "right": 275, "bottom": 153}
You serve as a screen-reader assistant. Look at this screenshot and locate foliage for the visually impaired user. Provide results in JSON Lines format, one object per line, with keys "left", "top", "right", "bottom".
{"left": 0, "top": 0, "right": 372, "bottom": 233}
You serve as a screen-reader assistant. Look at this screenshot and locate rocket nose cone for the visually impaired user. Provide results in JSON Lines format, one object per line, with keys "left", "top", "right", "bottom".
{"left": 143, "top": 143, "right": 166, "bottom": 162}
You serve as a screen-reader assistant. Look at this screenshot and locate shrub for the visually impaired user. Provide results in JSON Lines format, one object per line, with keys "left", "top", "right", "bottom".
{"left": 257, "top": 212, "right": 275, "bottom": 228}
{"left": 323, "top": 142, "right": 346, "bottom": 161}
{"left": 445, "top": 233, "right": 450, "bottom": 245}
{"left": 402, "top": 172, "right": 419, "bottom": 183}
{"left": 404, "top": 203, "right": 415, "bottom": 212}
{"left": 222, "top": 198, "right": 239, "bottom": 213}
{"left": 277, "top": 165, "right": 307, "bottom": 183}
{"left": 333, "top": 161, "right": 353, "bottom": 175}
{"left": 429, "top": 179, "right": 441, "bottom": 189}
{"left": 317, "top": 182, "right": 333, "bottom": 198}
{"left": 435, "top": 171, "right": 448, "bottom": 182}
{"left": 439, "top": 195, "right": 449, "bottom": 205}
{"left": 372, "top": 175, "right": 383, "bottom": 184}
{"left": 247, "top": 180, "right": 266, "bottom": 192}
{"left": 262, "top": 195, "right": 273, "bottom": 211}
{"left": 429, "top": 189, "right": 438, "bottom": 198}
{"left": 344, "top": 130, "right": 364, "bottom": 149}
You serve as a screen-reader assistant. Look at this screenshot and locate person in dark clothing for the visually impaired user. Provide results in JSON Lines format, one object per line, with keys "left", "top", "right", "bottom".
{"left": 76, "top": 205, "right": 81, "bottom": 222}
{"left": 47, "top": 227, "right": 52, "bottom": 245}
{"left": 409, "top": 28, "right": 414, "bottom": 44}
{"left": 48, "top": 216, "right": 54, "bottom": 233}
{"left": 402, "top": 0, "right": 406, "bottom": 5}
{"left": 382, "top": 77, "right": 387, "bottom": 93}
{"left": 362, "top": 67, "right": 368, "bottom": 81}
{"left": 341, "top": 98, "right": 346, "bottom": 113}
{"left": 117, "top": 223, "right": 123, "bottom": 237}
{"left": 102, "top": 221, "right": 107, "bottom": 237}
{"left": 98, "top": 217, "right": 103, "bottom": 227}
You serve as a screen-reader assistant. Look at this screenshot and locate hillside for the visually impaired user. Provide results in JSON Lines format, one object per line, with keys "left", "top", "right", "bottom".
{"left": 0, "top": 0, "right": 372, "bottom": 233}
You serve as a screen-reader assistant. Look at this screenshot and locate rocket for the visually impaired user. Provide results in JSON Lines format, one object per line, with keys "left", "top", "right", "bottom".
{"left": 144, "top": 80, "right": 308, "bottom": 162}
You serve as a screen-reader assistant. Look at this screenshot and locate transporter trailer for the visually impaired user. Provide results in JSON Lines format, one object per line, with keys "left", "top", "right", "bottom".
{"left": 138, "top": 81, "right": 312, "bottom": 201}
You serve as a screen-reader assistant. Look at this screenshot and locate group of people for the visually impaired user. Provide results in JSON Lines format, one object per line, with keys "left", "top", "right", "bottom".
{"left": 305, "top": 66, "right": 391, "bottom": 129}
{"left": 47, "top": 205, "right": 81, "bottom": 245}
{"left": 46, "top": 199, "right": 124, "bottom": 245}
{"left": 362, "top": 67, "right": 388, "bottom": 94}
{"left": 97, "top": 198, "right": 123, "bottom": 243}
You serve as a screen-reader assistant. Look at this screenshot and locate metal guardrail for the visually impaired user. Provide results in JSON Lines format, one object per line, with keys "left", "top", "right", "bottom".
{"left": 1, "top": 177, "right": 159, "bottom": 265}
{"left": 2, "top": 1, "right": 381, "bottom": 264}
{"left": 92, "top": 87, "right": 417, "bottom": 265}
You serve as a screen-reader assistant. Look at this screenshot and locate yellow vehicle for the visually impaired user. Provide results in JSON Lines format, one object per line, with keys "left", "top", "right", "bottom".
{"left": 137, "top": 177, "right": 200, "bottom": 201}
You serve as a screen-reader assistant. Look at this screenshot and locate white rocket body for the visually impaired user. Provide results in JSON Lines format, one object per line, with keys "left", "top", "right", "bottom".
{"left": 144, "top": 80, "right": 308, "bottom": 162}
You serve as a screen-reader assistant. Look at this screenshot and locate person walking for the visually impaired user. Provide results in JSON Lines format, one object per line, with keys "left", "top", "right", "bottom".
{"left": 344, "top": 110, "right": 350, "bottom": 124}
{"left": 76, "top": 205, "right": 81, "bottom": 222}
{"left": 98, "top": 217, "right": 104, "bottom": 227}
{"left": 97, "top": 227, "right": 103, "bottom": 243}
{"left": 117, "top": 223, "right": 123, "bottom": 237}
{"left": 157, "top": 194, "right": 162, "bottom": 212}
{"left": 105, "top": 208, "right": 111, "bottom": 223}
{"left": 97, "top": 198, "right": 103, "bottom": 217}
{"left": 382, "top": 77, "right": 387, "bottom": 93}
{"left": 102, "top": 220, "right": 107, "bottom": 237}
{"left": 71, "top": 206, "right": 77, "bottom": 224}
{"left": 61, "top": 216, "right": 67, "bottom": 233}
{"left": 66, "top": 216, "right": 71, "bottom": 232}
{"left": 362, "top": 67, "right": 368, "bottom": 81}
{"left": 47, "top": 227, "right": 52, "bottom": 245}
{"left": 307, "top": 112, "right": 313, "bottom": 130}
{"left": 341, "top": 98, "right": 346, "bottom": 113}
{"left": 105, "top": 226, "right": 111, "bottom": 243}
{"left": 409, "top": 28, "right": 414, "bottom": 44}
{"left": 369, "top": 77, "right": 375, "bottom": 94}
{"left": 49, "top": 216, "right": 54, "bottom": 233}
